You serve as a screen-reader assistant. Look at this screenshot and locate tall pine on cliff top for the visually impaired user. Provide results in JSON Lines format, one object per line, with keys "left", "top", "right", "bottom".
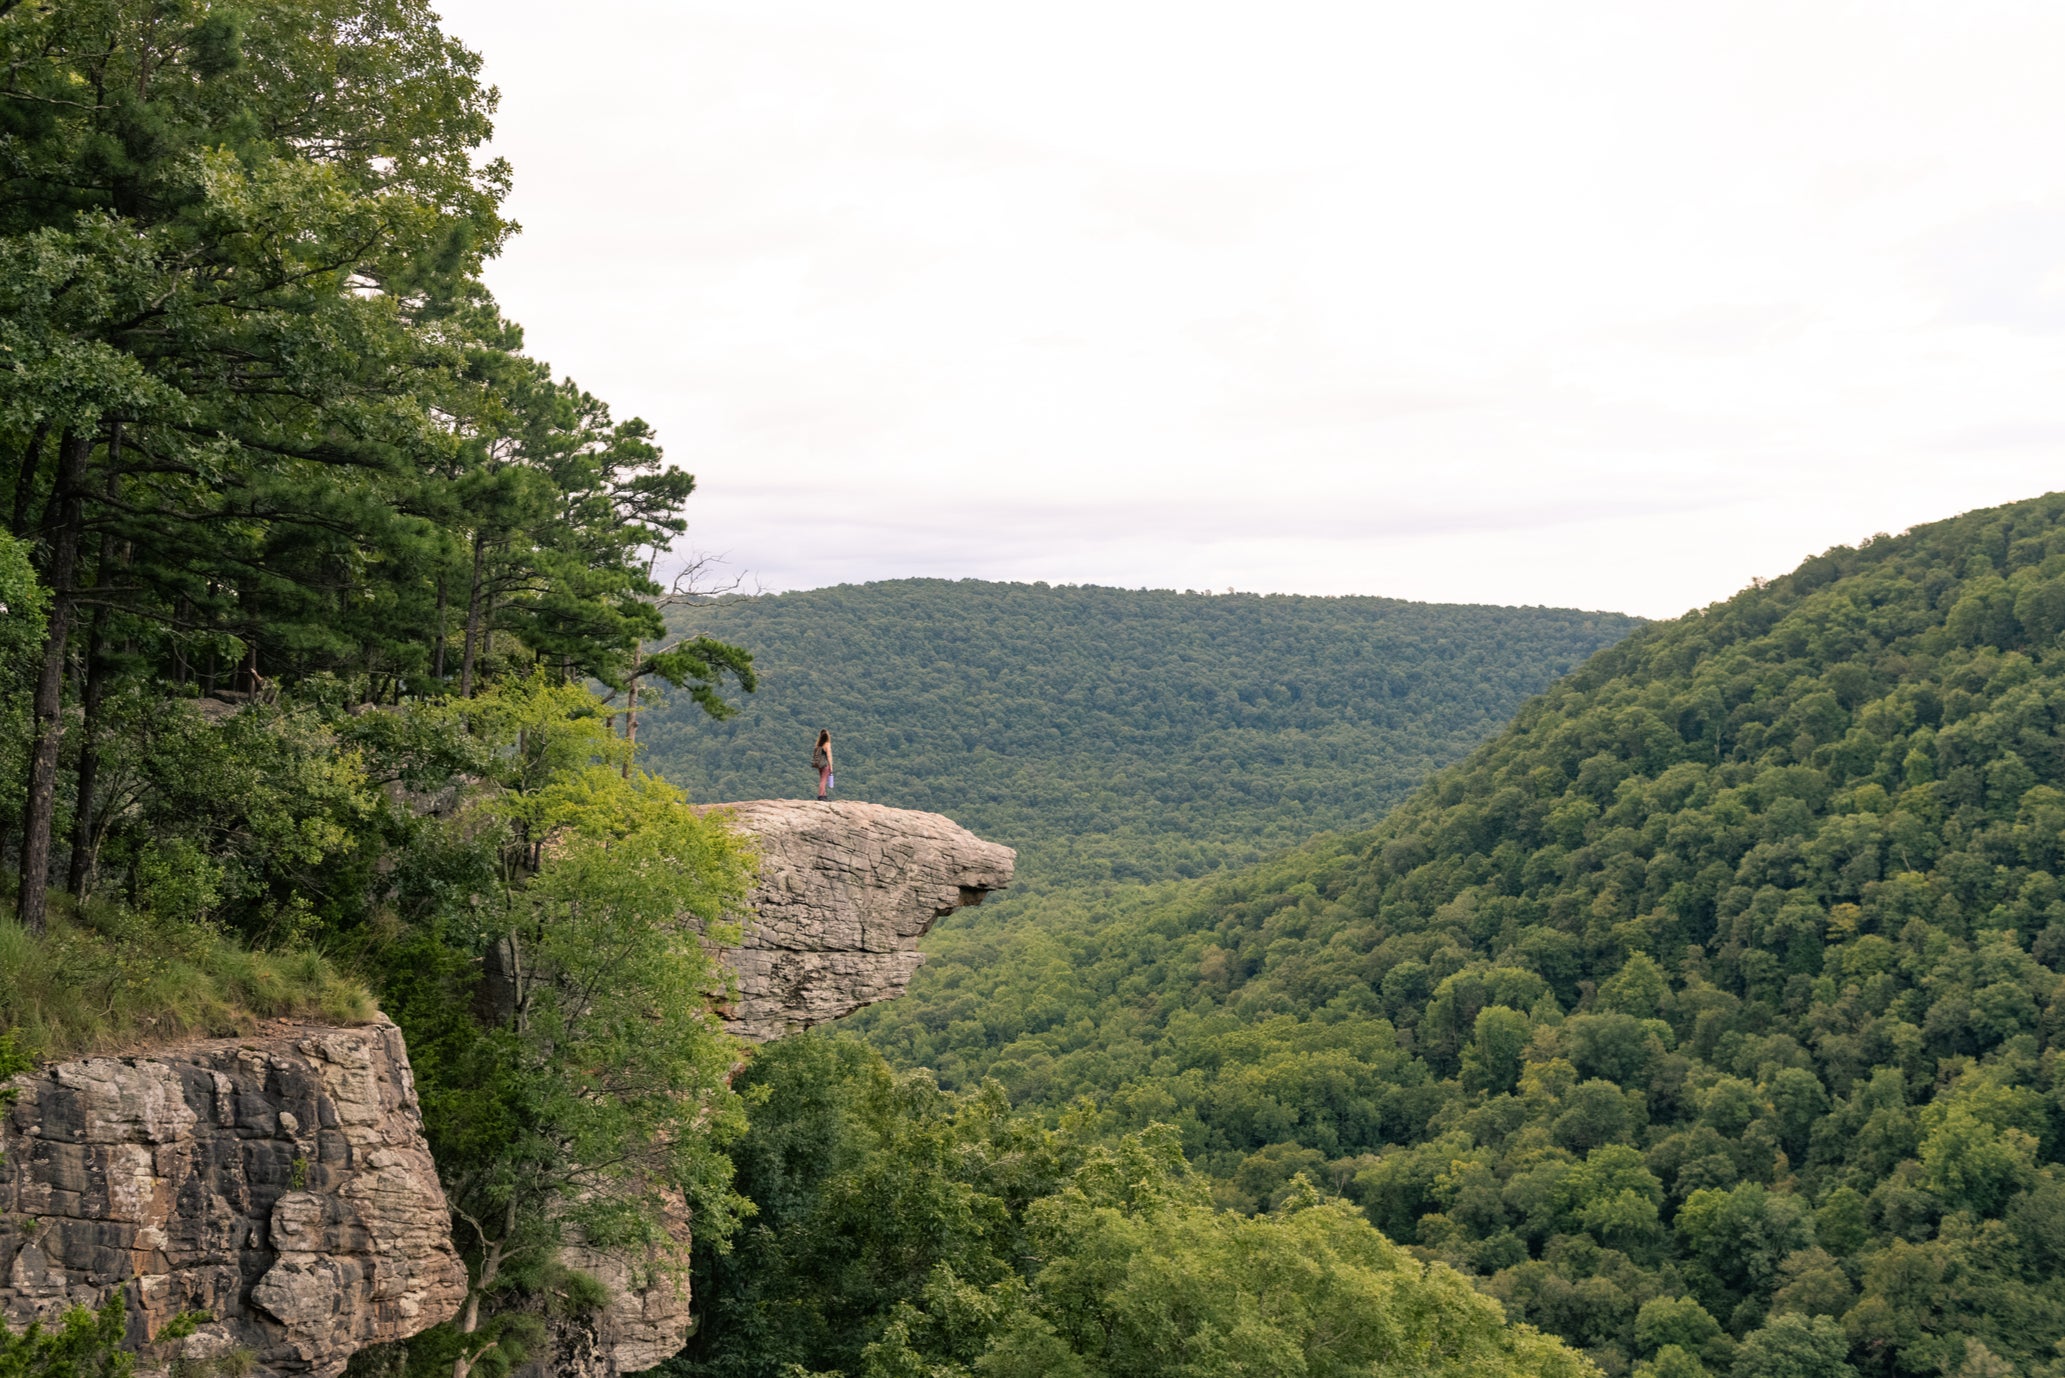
{"left": 0, "top": 0, "right": 751, "bottom": 934}
{"left": 0, "top": 3, "right": 755, "bottom": 1366}
{"left": 859, "top": 493, "right": 2065, "bottom": 1378}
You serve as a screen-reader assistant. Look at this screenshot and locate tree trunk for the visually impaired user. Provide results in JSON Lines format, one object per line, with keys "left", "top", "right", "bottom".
{"left": 66, "top": 607, "right": 110, "bottom": 896}
{"left": 448, "top": 1209, "right": 509, "bottom": 1378}
{"left": 18, "top": 430, "right": 93, "bottom": 934}
{"left": 433, "top": 573, "right": 448, "bottom": 680}
{"left": 68, "top": 426, "right": 123, "bottom": 896}
{"left": 172, "top": 595, "right": 190, "bottom": 686}
{"left": 459, "top": 534, "right": 485, "bottom": 698}
{"left": 621, "top": 657, "right": 641, "bottom": 779}
{"left": 9, "top": 420, "right": 49, "bottom": 537}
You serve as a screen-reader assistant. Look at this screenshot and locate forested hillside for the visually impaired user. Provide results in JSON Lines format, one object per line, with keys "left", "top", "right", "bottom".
{"left": 640, "top": 580, "right": 1640, "bottom": 889}
{"left": 0, "top": 2, "right": 759, "bottom": 1369}
{"left": 856, "top": 496, "right": 2065, "bottom": 1378}
{"left": 671, "top": 1036, "right": 1591, "bottom": 1378}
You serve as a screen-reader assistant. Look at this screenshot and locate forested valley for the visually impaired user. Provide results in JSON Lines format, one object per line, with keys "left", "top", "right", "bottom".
{"left": 844, "top": 497, "right": 2065, "bottom": 1378}
{"left": 644, "top": 511, "right": 2065, "bottom": 1378}
{"left": 640, "top": 579, "right": 1639, "bottom": 892}
{"left": 0, "top": 5, "right": 1612, "bottom": 1378}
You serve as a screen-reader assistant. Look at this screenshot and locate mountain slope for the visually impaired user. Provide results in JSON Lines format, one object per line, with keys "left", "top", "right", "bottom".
{"left": 640, "top": 580, "right": 1640, "bottom": 891}
{"left": 855, "top": 497, "right": 2065, "bottom": 1378}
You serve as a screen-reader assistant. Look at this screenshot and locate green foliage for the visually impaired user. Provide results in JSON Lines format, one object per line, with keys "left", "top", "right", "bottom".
{"left": 1732, "top": 1316, "right": 1856, "bottom": 1378}
{"left": 0, "top": 533, "right": 45, "bottom": 650}
{"left": 856, "top": 496, "right": 2065, "bottom": 1377}
{"left": 337, "top": 680, "right": 759, "bottom": 1368}
{"left": 0, "top": 0, "right": 749, "bottom": 936}
{"left": 0, "top": 898, "right": 371, "bottom": 1056}
{"left": 1635, "top": 1296, "right": 1727, "bottom": 1367}
{"left": 1002, "top": 1191, "right": 1591, "bottom": 1378}
{"left": 0, "top": 1, "right": 751, "bottom": 1368}
{"left": 0, "top": 1296, "right": 131, "bottom": 1378}
{"left": 673, "top": 1034, "right": 1594, "bottom": 1378}
{"left": 392, "top": 756, "right": 756, "bottom": 1248}
{"left": 2, "top": 676, "right": 755, "bottom": 1361}
{"left": 643, "top": 580, "right": 1639, "bottom": 892}
{"left": 0, "top": 1026, "right": 25, "bottom": 1170}
{"left": 1634, "top": 1347, "right": 1708, "bottom": 1378}
{"left": 0, "top": 532, "right": 47, "bottom": 836}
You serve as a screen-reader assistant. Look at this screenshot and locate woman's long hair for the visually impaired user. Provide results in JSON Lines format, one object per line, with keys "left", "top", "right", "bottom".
{"left": 816, "top": 729, "right": 831, "bottom": 747}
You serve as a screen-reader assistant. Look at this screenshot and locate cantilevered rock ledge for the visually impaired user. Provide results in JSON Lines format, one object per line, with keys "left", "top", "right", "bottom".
{"left": 706, "top": 800, "right": 1015, "bottom": 1043}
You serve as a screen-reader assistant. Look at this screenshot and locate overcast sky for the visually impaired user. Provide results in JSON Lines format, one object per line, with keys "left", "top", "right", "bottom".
{"left": 434, "top": 0, "right": 2065, "bottom": 619}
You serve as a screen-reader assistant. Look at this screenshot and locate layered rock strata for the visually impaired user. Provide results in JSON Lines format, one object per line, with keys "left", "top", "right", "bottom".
{"left": 0, "top": 803, "right": 1013, "bottom": 1378}
{"left": 503, "top": 802, "right": 1014, "bottom": 1378}
{"left": 708, "top": 799, "right": 1016, "bottom": 1042}
{"left": 0, "top": 1019, "right": 465, "bottom": 1377}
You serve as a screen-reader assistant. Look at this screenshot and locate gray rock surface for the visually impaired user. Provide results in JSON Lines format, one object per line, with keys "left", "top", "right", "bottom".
{"left": 509, "top": 1190, "right": 692, "bottom": 1378}
{"left": 0, "top": 803, "right": 1009, "bottom": 1378}
{"left": 503, "top": 802, "right": 1013, "bottom": 1378}
{"left": 0, "top": 1020, "right": 466, "bottom": 1377}
{"left": 708, "top": 800, "right": 1016, "bottom": 1043}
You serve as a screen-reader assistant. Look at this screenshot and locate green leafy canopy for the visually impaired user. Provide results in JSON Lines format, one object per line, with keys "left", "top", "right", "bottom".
{"left": 857, "top": 495, "right": 2065, "bottom": 1378}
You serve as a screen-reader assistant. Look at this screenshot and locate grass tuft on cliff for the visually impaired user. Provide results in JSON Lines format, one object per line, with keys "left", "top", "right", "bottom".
{"left": 0, "top": 896, "right": 372, "bottom": 1059}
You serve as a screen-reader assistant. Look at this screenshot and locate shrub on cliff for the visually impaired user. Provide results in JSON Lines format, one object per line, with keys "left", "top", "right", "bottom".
{"left": 0, "top": 900, "right": 371, "bottom": 1055}
{"left": 359, "top": 680, "right": 758, "bottom": 1378}
{"left": 0, "top": 1296, "right": 131, "bottom": 1378}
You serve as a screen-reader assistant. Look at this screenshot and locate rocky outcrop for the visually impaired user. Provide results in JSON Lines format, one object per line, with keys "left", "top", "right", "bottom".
{"left": 0, "top": 1020, "right": 465, "bottom": 1378}
{"left": 509, "top": 1193, "right": 692, "bottom": 1378}
{"left": 0, "top": 804, "right": 1012, "bottom": 1378}
{"left": 501, "top": 802, "right": 1015, "bottom": 1378}
{"left": 708, "top": 800, "right": 1016, "bottom": 1042}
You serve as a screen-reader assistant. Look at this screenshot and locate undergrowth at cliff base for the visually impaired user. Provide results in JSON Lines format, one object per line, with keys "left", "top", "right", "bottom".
{"left": 670, "top": 1033, "right": 1593, "bottom": 1378}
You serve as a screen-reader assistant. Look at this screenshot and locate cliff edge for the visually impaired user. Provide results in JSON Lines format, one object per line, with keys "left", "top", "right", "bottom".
{"left": 509, "top": 801, "right": 1013, "bottom": 1378}
{"left": 0, "top": 1019, "right": 465, "bottom": 1377}
{"left": 710, "top": 800, "right": 1016, "bottom": 1042}
{"left": 0, "top": 802, "right": 1013, "bottom": 1378}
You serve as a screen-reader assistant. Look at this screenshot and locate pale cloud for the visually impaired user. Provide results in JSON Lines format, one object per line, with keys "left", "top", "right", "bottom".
{"left": 437, "top": 0, "right": 2065, "bottom": 617}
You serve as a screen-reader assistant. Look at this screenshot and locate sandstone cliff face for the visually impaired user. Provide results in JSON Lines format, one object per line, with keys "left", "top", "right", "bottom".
{"left": 507, "top": 1190, "right": 693, "bottom": 1378}
{"left": 0, "top": 803, "right": 1012, "bottom": 1378}
{"left": 518, "top": 801, "right": 1015, "bottom": 1378}
{"left": 710, "top": 799, "right": 1016, "bottom": 1043}
{"left": 0, "top": 1020, "right": 465, "bottom": 1378}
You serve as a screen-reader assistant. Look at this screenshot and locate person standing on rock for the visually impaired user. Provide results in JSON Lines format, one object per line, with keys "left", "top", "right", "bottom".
{"left": 813, "top": 729, "right": 835, "bottom": 800}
